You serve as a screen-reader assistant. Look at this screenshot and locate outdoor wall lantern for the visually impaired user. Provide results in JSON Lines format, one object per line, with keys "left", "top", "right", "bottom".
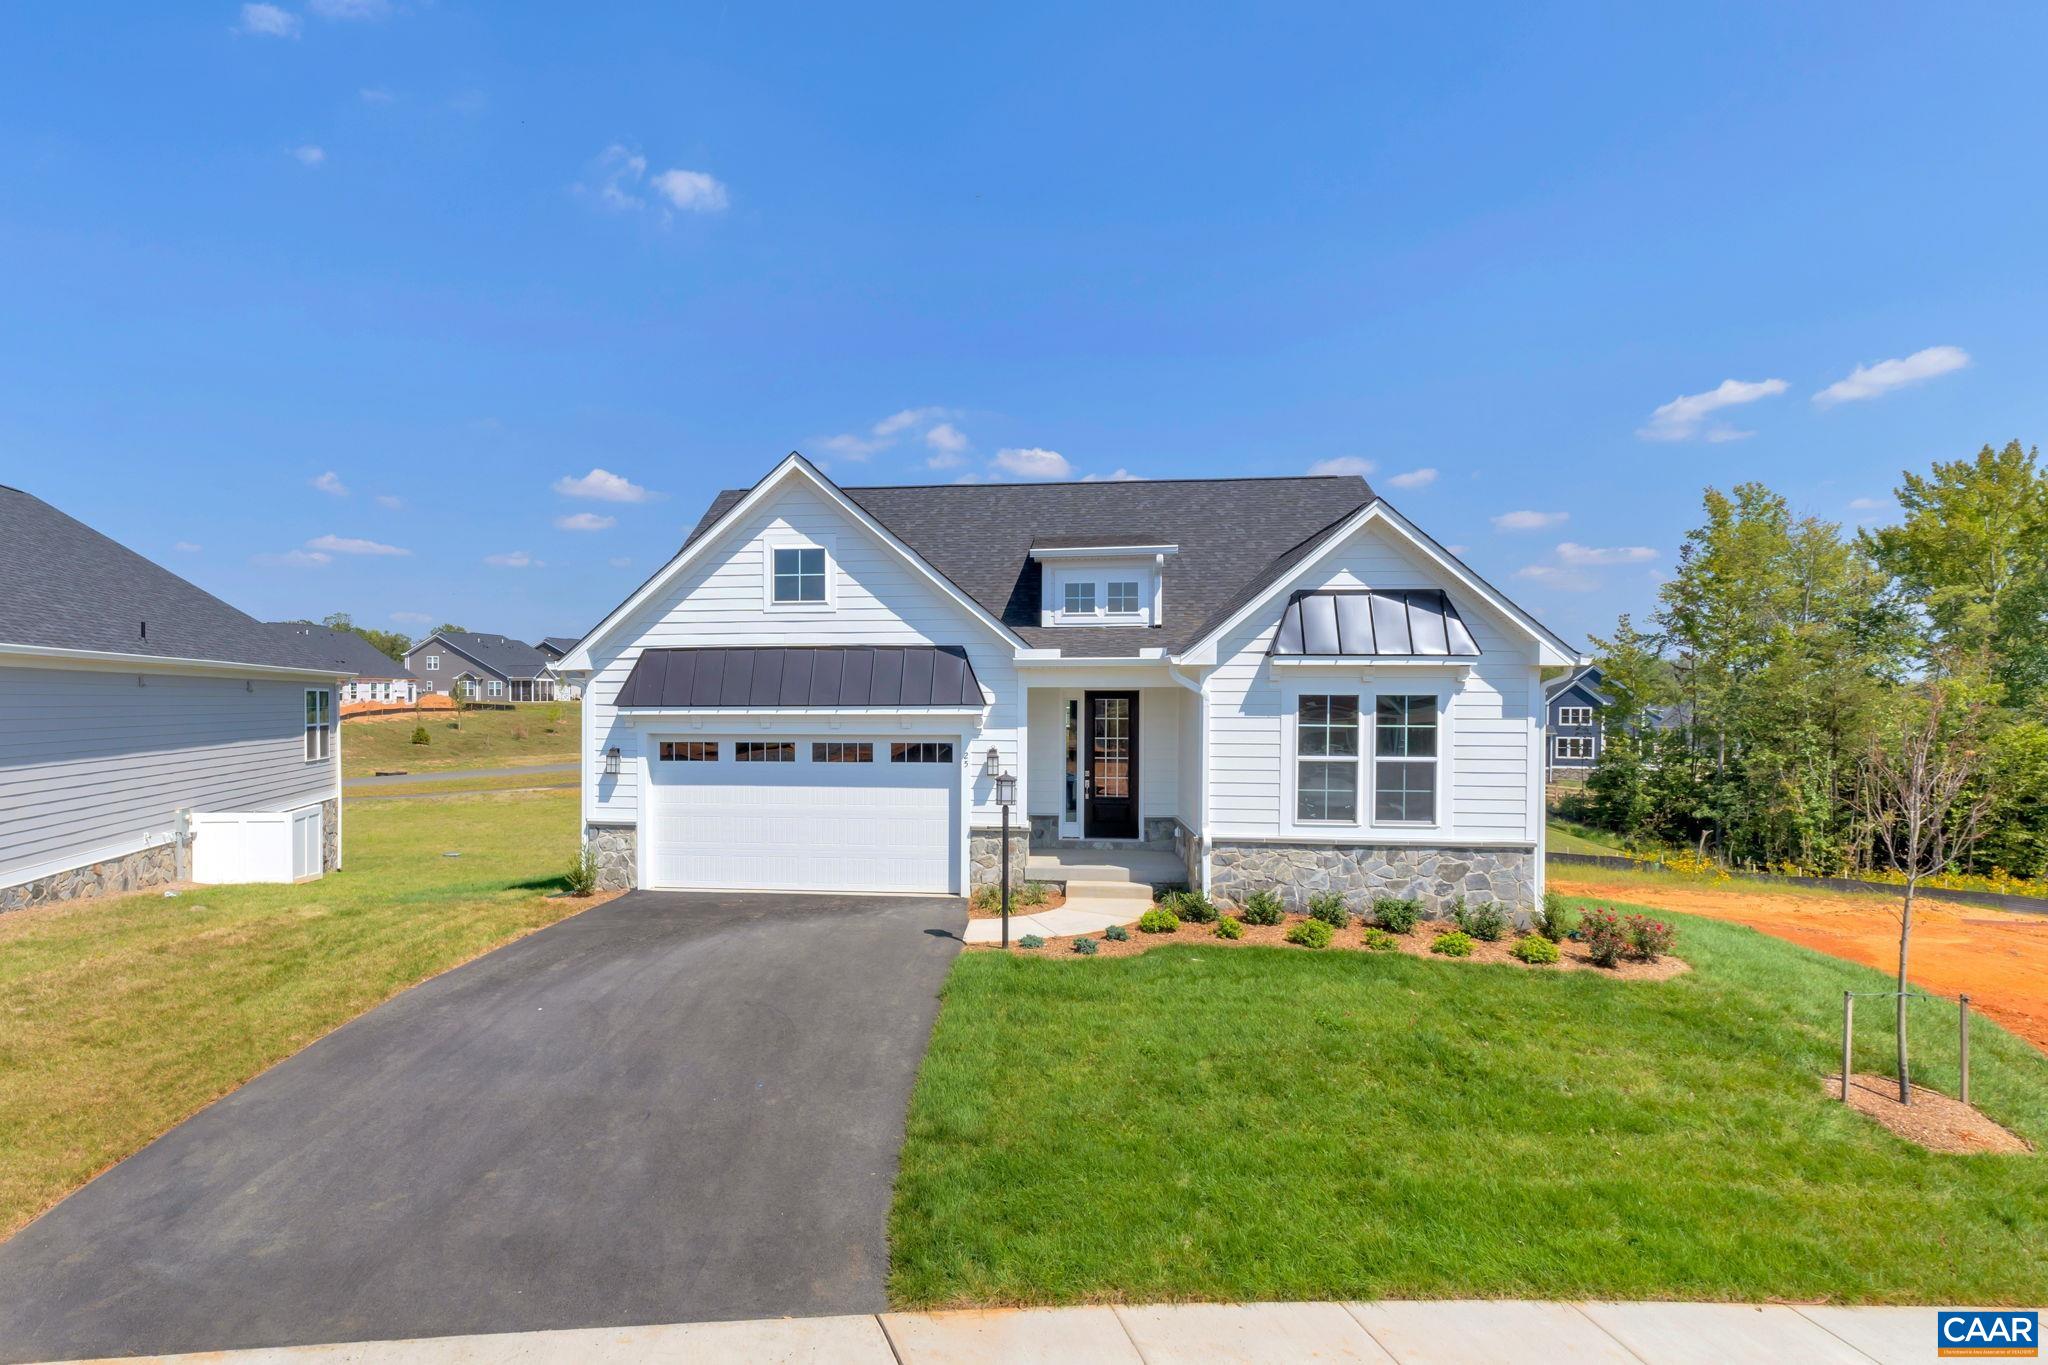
{"left": 604, "top": 746, "right": 621, "bottom": 776}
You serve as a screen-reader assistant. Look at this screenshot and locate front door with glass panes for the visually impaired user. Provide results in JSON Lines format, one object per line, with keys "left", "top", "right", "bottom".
{"left": 1084, "top": 691, "right": 1138, "bottom": 838}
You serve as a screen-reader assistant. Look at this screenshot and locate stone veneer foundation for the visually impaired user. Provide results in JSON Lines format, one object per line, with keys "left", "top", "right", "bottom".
{"left": 585, "top": 824, "right": 638, "bottom": 892}
{"left": 1209, "top": 841, "right": 1537, "bottom": 920}
{"left": 969, "top": 829, "right": 1030, "bottom": 889}
{"left": 0, "top": 841, "right": 181, "bottom": 914}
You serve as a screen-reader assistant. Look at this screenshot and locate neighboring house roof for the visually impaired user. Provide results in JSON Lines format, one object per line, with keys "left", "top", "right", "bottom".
{"left": 0, "top": 484, "right": 333, "bottom": 673}
{"left": 409, "top": 631, "right": 553, "bottom": 680}
{"left": 614, "top": 646, "right": 984, "bottom": 709}
{"left": 680, "top": 471, "right": 1379, "bottom": 656}
{"left": 268, "top": 623, "right": 409, "bottom": 679}
{"left": 1268, "top": 589, "right": 1480, "bottom": 658}
{"left": 535, "top": 636, "right": 581, "bottom": 657}
{"left": 1545, "top": 665, "right": 1612, "bottom": 706}
{"left": 1637, "top": 702, "right": 1692, "bottom": 733}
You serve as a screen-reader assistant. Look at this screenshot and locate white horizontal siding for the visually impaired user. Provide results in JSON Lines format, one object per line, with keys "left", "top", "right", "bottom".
{"left": 583, "top": 481, "right": 1022, "bottom": 829}
{"left": 1204, "top": 519, "right": 1538, "bottom": 843}
{"left": 1, "top": 665, "right": 339, "bottom": 881}
{"left": 1023, "top": 685, "right": 1182, "bottom": 824}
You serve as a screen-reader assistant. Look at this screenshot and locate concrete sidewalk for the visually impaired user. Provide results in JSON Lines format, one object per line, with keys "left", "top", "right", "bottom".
{"left": 67, "top": 1299, "right": 2006, "bottom": 1363}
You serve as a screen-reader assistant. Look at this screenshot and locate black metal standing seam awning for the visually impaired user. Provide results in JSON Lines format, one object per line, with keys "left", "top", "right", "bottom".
{"left": 1268, "top": 589, "right": 1481, "bottom": 657}
{"left": 612, "top": 646, "right": 986, "bottom": 709}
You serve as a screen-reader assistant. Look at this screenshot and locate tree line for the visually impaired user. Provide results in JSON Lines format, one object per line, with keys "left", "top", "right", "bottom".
{"left": 1578, "top": 440, "right": 2048, "bottom": 882}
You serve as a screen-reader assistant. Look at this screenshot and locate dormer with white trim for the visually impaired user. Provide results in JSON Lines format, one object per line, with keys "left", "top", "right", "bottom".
{"left": 1029, "top": 537, "right": 1178, "bottom": 628}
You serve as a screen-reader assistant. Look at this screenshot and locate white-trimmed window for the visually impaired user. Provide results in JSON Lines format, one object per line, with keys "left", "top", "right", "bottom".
{"left": 1295, "top": 694, "right": 1360, "bottom": 822}
{"left": 771, "top": 546, "right": 828, "bottom": 604}
{"left": 424, "top": 654, "right": 439, "bottom": 671}
{"left": 1374, "top": 695, "right": 1439, "bottom": 823}
{"left": 304, "top": 689, "right": 331, "bottom": 762}
{"left": 487, "top": 679, "right": 503, "bottom": 698}
{"left": 1106, "top": 580, "right": 1141, "bottom": 614}
{"left": 1063, "top": 581, "right": 1096, "bottom": 615}
{"left": 1557, "top": 705, "right": 1593, "bottom": 727}
{"left": 1555, "top": 735, "right": 1596, "bottom": 760}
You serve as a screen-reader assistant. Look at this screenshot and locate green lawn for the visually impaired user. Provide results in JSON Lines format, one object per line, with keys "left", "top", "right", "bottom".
{"left": 342, "top": 703, "right": 580, "bottom": 776}
{"left": 0, "top": 788, "right": 586, "bottom": 1238}
{"left": 890, "top": 903, "right": 2048, "bottom": 1308}
{"left": 1546, "top": 818, "right": 1632, "bottom": 856}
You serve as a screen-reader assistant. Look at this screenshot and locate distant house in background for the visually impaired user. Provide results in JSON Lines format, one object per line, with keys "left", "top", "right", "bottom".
{"left": 1, "top": 485, "right": 344, "bottom": 910}
{"left": 1544, "top": 664, "right": 1610, "bottom": 780}
{"left": 270, "top": 622, "right": 418, "bottom": 709}
{"left": 404, "top": 631, "right": 559, "bottom": 702}
{"left": 534, "top": 636, "right": 585, "bottom": 700}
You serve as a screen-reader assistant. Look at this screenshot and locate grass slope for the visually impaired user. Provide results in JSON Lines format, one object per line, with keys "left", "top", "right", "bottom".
{"left": 0, "top": 788, "right": 584, "bottom": 1238}
{"left": 891, "top": 903, "right": 2048, "bottom": 1308}
{"left": 342, "top": 703, "right": 579, "bottom": 776}
{"left": 1546, "top": 818, "right": 1633, "bottom": 856}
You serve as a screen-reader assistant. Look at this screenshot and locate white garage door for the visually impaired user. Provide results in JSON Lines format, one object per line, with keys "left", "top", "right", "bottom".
{"left": 645, "top": 736, "right": 959, "bottom": 893}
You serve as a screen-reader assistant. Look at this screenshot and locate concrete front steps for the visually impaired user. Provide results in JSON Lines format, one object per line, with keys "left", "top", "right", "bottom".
{"left": 963, "top": 846, "right": 1183, "bottom": 944}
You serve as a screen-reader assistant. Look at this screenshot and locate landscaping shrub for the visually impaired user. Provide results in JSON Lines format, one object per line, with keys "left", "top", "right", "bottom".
{"left": 1284, "top": 918, "right": 1334, "bottom": 949}
{"left": 410, "top": 725, "right": 430, "bottom": 746}
{"left": 1451, "top": 898, "right": 1510, "bottom": 942}
{"left": 1166, "top": 889, "right": 1219, "bottom": 923}
{"left": 1430, "top": 930, "right": 1475, "bottom": 957}
{"left": 563, "top": 847, "right": 600, "bottom": 898}
{"left": 1625, "top": 913, "right": 1677, "bottom": 962}
{"left": 1371, "top": 896, "right": 1421, "bottom": 933}
{"left": 1018, "top": 934, "right": 1046, "bottom": 949}
{"left": 1072, "top": 936, "right": 1099, "bottom": 955}
{"left": 1214, "top": 915, "right": 1244, "bottom": 940}
{"left": 1306, "top": 891, "right": 1350, "bottom": 928}
{"left": 1103, "top": 923, "right": 1130, "bottom": 942}
{"left": 1361, "top": 927, "right": 1399, "bottom": 952}
{"left": 1538, "top": 891, "right": 1575, "bottom": 942}
{"left": 1578, "top": 908, "right": 1628, "bottom": 967}
{"left": 1137, "top": 907, "right": 1180, "bottom": 934}
{"left": 1017, "top": 880, "right": 1052, "bottom": 908}
{"left": 1240, "top": 889, "right": 1286, "bottom": 926}
{"left": 1510, "top": 934, "right": 1561, "bottom": 965}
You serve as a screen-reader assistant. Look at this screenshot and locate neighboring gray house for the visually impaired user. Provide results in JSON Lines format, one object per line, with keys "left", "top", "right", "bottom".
{"left": 534, "top": 636, "right": 584, "bottom": 701}
{"left": 1, "top": 486, "right": 345, "bottom": 910}
{"left": 1544, "top": 664, "right": 1610, "bottom": 779}
{"left": 405, "top": 631, "right": 558, "bottom": 702}
{"left": 270, "top": 622, "right": 418, "bottom": 707}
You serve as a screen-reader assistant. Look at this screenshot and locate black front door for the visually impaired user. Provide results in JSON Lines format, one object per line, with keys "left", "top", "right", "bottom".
{"left": 1085, "top": 691, "right": 1139, "bottom": 839}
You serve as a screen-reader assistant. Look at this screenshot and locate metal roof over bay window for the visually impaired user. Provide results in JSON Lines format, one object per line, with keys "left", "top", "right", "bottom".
{"left": 613, "top": 645, "right": 985, "bottom": 709}
{"left": 1267, "top": 589, "right": 1481, "bottom": 658}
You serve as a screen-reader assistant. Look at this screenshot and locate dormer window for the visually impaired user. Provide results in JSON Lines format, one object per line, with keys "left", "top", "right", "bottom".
{"left": 1031, "top": 541, "right": 1178, "bottom": 628}
{"left": 1063, "top": 582, "right": 1096, "bottom": 615}
{"left": 1106, "top": 581, "right": 1140, "bottom": 614}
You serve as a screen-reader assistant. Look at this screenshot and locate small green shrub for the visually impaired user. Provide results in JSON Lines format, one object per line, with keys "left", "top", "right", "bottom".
{"left": 1626, "top": 913, "right": 1677, "bottom": 962}
{"left": 1430, "top": 930, "right": 1475, "bottom": 957}
{"left": 1239, "top": 889, "right": 1285, "bottom": 926}
{"left": 1166, "top": 889, "right": 1219, "bottom": 924}
{"left": 410, "top": 725, "right": 430, "bottom": 746}
{"left": 1306, "top": 891, "right": 1351, "bottom": 928}
{"left": 1371, "top": 897, "right": 1421, "bottom": 933}
{"left": 1016, "top": 880, "right": 1052, "bottom": 908}
{"left": 1452, "top": 899, "right": 1510, "bottom": 942}
{"left": 1578, "top": 908, "right": 1627, "bottom": 967}
{"left": 1151, "top": 883, "right": 1191, "bottom": 903}
{"left": 1361, "top": 927, "right": 1399, "bottom": 952}
{"left": 1103, "top": 923, "right": 1130, "bottom": 942}
{"left": 563, "top": 847, "right": 600, "bottom": 897}
{"left": 1213, "top": 915, "right": 1244, "bottom": 940}
{"left": 1285, "top": 918, "right": 1334, "bottom": 949}
{"left": 1072, "top": 936, "right": 1099, "bottom": 955}
{"left": 1510, "top": 934, "right": 1560, "bottom": 965}
{"left": 1018, "top": 934, "right": 1046, "bottom": 949}
{"left": 1138, "top": 907, "right": 1180, "bottom": 934}
{"left": 1538, "top": 891, "right": 1575, "bottom": 942}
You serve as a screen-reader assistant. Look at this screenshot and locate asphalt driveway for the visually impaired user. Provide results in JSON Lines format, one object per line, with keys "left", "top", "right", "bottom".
{"left": 0, "top": 890, "right": 966, "bottom": 1363}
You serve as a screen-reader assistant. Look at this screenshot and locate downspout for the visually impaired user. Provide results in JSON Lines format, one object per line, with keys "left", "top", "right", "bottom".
{"left": 1166, "top": 662, "right": 1210, "bottom": 896}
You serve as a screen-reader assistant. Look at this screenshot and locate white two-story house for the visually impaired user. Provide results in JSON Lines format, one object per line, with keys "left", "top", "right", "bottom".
{"left": 554, "top": 454, "right": 1582, "bottom": 913}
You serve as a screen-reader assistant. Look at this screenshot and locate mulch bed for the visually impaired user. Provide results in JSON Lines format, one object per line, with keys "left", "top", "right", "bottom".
{"left": 970, "top": 911, "right": 1690, "bottom": 980}
{"left": 1826, "top": 1073, "right": 2034, "bottom": 1155}
{"left": 966, "top": 887, "right": 1066, "bottom": 919}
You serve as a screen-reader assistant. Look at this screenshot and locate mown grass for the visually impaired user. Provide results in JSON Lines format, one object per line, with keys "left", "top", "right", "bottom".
{"left": 1546, "top": 817, "right": 1632, "bottom": 856}
{"left": 342, "top": 703, "right": 579, "bottom": 776}
{"left": 0, "top": 788, "right": 585, "bottom": 1238}
{"left": 890, "top": 900, "right": 2048, "bottom": 1308}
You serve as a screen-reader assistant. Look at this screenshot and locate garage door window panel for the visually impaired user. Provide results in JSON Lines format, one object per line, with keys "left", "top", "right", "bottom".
{"left": 736, "top": 741, "right": 795, "bottom": 762}
{"left": 813, "top": 741, "right": 874, "bottom": 763}
{"left": 891, "top": 742, "right": 954, "bottom": 764}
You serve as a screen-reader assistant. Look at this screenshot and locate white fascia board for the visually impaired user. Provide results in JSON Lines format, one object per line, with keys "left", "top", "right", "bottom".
{"left": 1267, "top": 656, "right": 1476, "bottom": 671}
{"left": 560, "top": 454, "right": 1028, "bottom": 672}
{"left": 0, "top": 642, "right": 345, "bottom": 682}
{"left": 1028, "top": 544, "right": 1180, "bottom": 561}
{"left": 1015, "top": 653, "right": 1171, "bottom": 668}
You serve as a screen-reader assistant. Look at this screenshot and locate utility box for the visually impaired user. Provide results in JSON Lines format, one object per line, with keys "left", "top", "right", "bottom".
{"left": 191, "top": 806, "right": 325, "bottom": 884}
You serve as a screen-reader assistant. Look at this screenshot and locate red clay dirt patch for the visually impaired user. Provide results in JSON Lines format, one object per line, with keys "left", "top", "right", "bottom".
{"left": 1826, "top": 1072, "right": 2033, "bottom": 1155}
{"left": 1552, "top": 874, "right": 2048, "bottom": 1054}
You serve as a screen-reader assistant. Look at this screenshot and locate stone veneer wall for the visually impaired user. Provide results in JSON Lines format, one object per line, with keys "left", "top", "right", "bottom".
{"left": 968, "top": 828, "right": 1030, "bottom": 889}
{"left": 1210, "top": 842, "right": 1537, "bottom": 921}
{"left": 1, "top": 841, "right": 181, "bottom": 914}
{"left": 321, "top": 798, "right": 341, "bottom": 873}
{"left": 585, "top": 824, "right": 638, "bottom": 892}
{"left": 1172, "top": 820, "right": 1201, "bottom": 890}
{"left": 1028, "top": 814, "right": 1060, "bottom": 849}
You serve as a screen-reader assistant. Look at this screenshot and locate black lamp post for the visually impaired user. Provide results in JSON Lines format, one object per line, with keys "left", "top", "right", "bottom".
{"left": 989, "top": 747, "right": 1018, "bottom": 947}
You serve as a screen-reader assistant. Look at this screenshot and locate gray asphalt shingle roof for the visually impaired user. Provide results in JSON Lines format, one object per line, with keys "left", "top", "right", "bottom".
{"left": 268, "top": 622, "right": 410, "bottom": 679}
{"left": 411, "top": 631, "right": 553, "bottom": 680}
{"left": 681, "top": 473, "right": 1376, "bottom": 656}
{"left": 0, "top": 484, "right": 334, "bottom": 672}
{"left": 536, "top": 636, "right": 581, "bottom": 657}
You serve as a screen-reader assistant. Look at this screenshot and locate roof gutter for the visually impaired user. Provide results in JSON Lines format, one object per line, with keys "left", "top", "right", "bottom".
{"left": 0, "top": 641, "right": 346, "bottom": 680}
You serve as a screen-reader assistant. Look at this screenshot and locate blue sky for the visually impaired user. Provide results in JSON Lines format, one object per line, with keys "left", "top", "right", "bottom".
{"left": 3, "top": 3, "right": 2044, "bottom": 647}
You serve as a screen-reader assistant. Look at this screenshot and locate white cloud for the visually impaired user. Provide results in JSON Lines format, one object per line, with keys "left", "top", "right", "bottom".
{"left": 578, "top": 144, "right": 648, "bottom": 212}
{"left": 555, "top": 512, "right": 617, "bottom": 532}
{"left": 307, "top": 534, "right": 409, "bottom": 556}
{"left": 819, "top": 432, "right": 890, "bottom": 460}
{"left": 1848, "top": 496, "right": 1884, "bottom": 510}
{"left": 992, "top": 447, "right": 1073, "bottom": 479}
{"left": 255, "top": 549, "right": 332, "bottom": 568}
{"left": 292, "top": 144, "right": 326, "bottom": 168}
{"left": 875, "top": 406, "right": 949, "bottom": 437}
{"left": 650, "top": 168, "right": 730, "bottom": 214}
{"left": 1491, "top": 509, "right": 1568, "bottom": 531}
{"left": 484, "top": 551, "right": 539, "bottom": 568}
{"left": 608, "top": 556, "right": 632, "bottom": 569}
{"left": 374, "top": 493, "right": 404, "bottom": 510}
{"left": 1307, "top": 456, "right": 1376, "bottom": 477}
{"left": 359, "top": 87, "right": 395, "bottom": 104}
{"left": 308, "top": 0, "right": 390, "bottom": 18}
{"left": 312, "top": 470, "right": 347, "bottom": 496}
{"left": 1081, "top": 468, "right": 1145, "bottom": 482}
{"left": 1385, "top": 467, "right": 1438, "bottom": 490}
{"left": 237, "top": 3, "right": 299, "bottom": 37}
{"left": 1557, "top": 542, "right": 1657, "bottom": 566}
{"left": 1814, "top": 346, "right": 1970, "bottom": 406}
{"left": 553, "top": 467, "right": 658, "bottom": 503}
{"left": 1637, "top": 377, "right": 1788, "bottom": 442}
{"left": 1514, "top": 564, "right": 1600, "bottom": 592}
{"left": 925, "top": 422, "right": 969, "bottom": 458}
{"left": 172, "top": 541, "right": 201, "bottom": 553}
{"left": 391, "top": 610, "right": 432, "bottom": 625}
{"left": 819, "top": 407, "right": 958, "bottom": 463}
